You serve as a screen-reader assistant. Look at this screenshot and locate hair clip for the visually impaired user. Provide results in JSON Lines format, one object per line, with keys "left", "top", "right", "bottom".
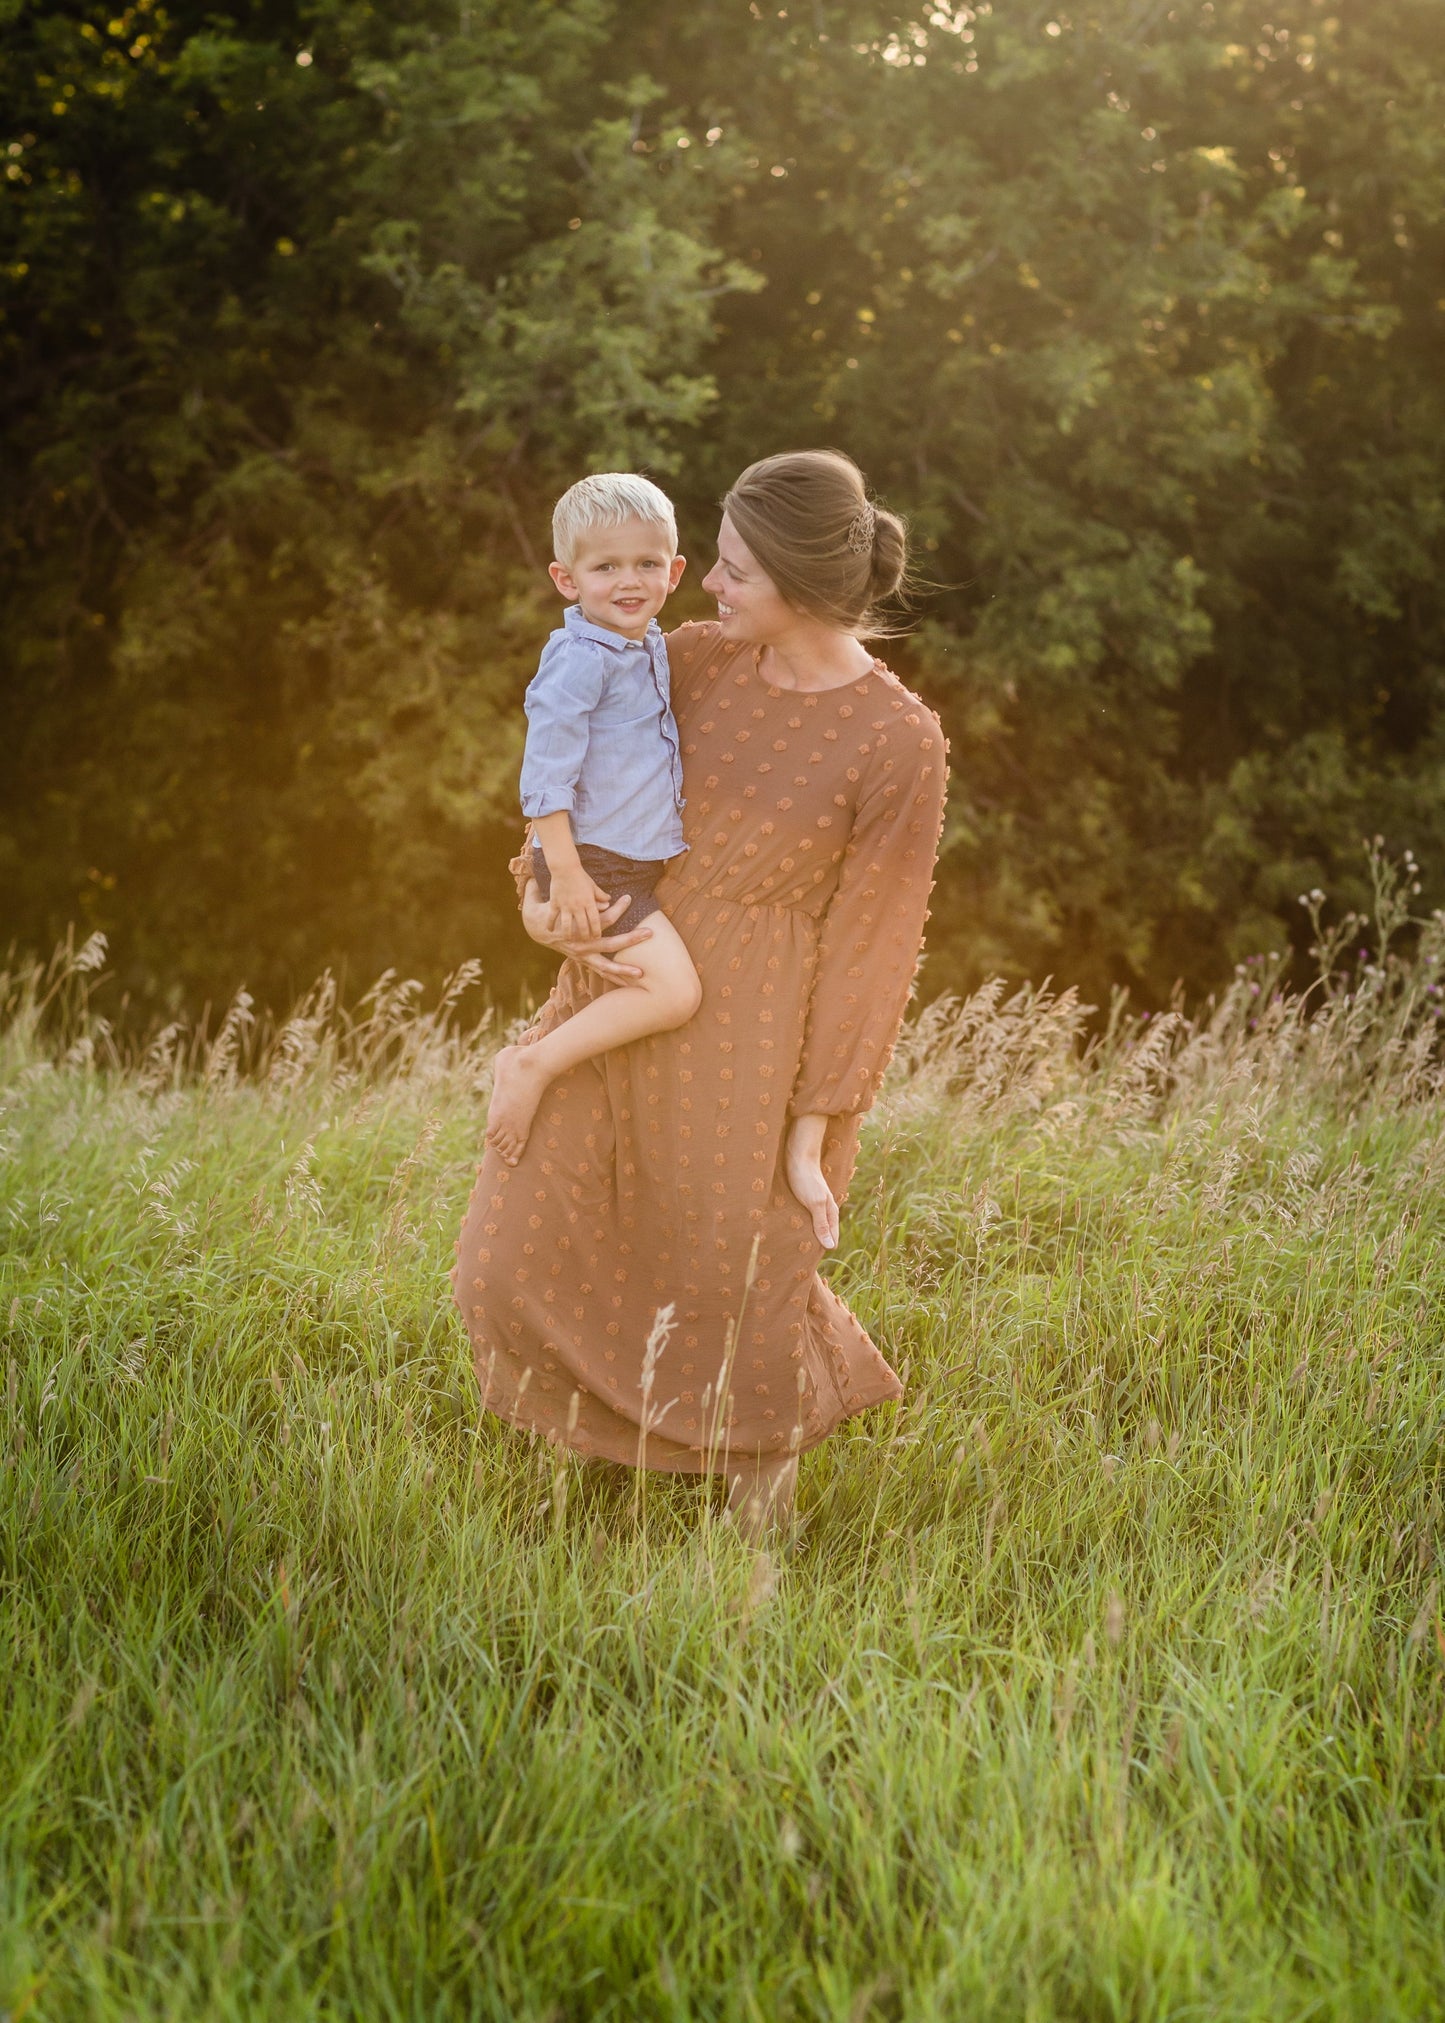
{"left": 845, "top": 503, "right": 877, "bottom": 553}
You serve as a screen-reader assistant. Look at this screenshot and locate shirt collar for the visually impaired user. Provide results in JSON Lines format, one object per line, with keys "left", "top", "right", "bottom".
{"left": 563, "top": 604, "right": 662, "bottom": 652}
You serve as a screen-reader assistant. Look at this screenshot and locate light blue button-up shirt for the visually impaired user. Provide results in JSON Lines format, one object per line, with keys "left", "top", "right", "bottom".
{"left": 519, "top": 606, "right": 687, "bottom": 861}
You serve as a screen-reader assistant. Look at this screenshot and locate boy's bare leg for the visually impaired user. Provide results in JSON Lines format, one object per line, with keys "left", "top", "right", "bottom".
{"left": 726, "top": 1453, "right": 799, "bottom": 1542}
{"left": 486, "top": 913, "right": 701, "bottom": 1164}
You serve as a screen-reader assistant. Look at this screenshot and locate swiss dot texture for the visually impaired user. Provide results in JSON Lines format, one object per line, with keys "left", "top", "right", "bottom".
{"left": 451, "top": 623, "right": 948, "bottom": 1471}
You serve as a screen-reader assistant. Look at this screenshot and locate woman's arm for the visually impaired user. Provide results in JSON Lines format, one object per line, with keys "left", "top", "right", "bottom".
{"left": 791, "top": 703, "right": 948, "bottom": 1119}
{"left": 782, "top": 703, "right": 947, "bottom": 1242}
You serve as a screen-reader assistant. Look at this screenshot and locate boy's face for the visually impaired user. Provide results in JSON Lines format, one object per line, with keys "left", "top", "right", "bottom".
{"left": 549, "top": 517, "right": 685, "bottom": 641}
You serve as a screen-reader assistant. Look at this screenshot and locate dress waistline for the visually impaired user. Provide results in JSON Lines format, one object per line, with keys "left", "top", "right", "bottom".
{"left": 663, "top": 870, "right": 826, "bottom": 926}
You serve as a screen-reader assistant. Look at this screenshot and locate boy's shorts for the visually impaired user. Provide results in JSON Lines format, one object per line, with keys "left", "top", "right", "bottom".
{"left": 531, "top": 843, "right": 666, "bottom": 937}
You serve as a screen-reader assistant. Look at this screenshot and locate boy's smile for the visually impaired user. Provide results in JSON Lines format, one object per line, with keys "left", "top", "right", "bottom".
{"left": 549, "top": 516, "right": 686, "bottom": 641}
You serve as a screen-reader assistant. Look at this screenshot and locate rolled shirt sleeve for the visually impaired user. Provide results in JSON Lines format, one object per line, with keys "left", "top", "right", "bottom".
{"left": 789, "top": 707, "right": 949, "bottom": 1119}
{"left": 519, "top": 637, "right": 607, "bottom": 821}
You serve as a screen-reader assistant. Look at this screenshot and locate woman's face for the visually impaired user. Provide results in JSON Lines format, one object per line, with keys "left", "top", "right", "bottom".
{"left": 702, "top": 514, "right": 797, "bottom": 645}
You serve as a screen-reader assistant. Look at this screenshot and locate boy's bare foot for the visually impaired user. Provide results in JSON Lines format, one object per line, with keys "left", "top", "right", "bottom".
{"left": 485, "top": 1044, "right": 552, "bottom": 1165}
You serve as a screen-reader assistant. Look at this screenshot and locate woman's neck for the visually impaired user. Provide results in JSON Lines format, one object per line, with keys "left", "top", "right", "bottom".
{"left": 752, "top": 616, "right": 876, "bottom": 693}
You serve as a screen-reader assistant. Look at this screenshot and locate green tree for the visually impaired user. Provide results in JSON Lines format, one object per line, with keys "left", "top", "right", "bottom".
{"left": 3, "top": 0, "right": 1443, "bottom": 1017}
{"left": 644, "top": 0, "right": 1445, "bottom": 998}
{"left": 0, "top": 0, "right": 755, "bottom": 1010}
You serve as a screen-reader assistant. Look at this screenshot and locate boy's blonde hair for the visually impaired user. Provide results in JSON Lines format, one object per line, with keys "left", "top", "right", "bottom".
{"left": 551, "top": 473, "right": 677, "bottom": 568}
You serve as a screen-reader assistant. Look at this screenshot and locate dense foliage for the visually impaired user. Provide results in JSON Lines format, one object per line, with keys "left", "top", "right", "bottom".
{"left": 3, "top": 0, "right": 1443, "bottom": 1016}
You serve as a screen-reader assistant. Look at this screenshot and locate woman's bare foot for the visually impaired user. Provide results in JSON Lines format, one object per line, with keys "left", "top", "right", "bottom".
{"left": 727, "top": 1454, "right": 799, "bottom": 1542}
{"left": 485, "top": 1044, "right": 553, "bottom": 1165}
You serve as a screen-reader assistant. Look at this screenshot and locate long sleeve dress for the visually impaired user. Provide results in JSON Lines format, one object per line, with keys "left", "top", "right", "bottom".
{"left": 451, "top": 622, "right": 948, "bottom": 1471}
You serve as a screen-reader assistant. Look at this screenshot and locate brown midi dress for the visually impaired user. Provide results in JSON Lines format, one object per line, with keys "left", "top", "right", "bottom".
{"left": 451, "top": 622, "right": 948, "bottom": 1470}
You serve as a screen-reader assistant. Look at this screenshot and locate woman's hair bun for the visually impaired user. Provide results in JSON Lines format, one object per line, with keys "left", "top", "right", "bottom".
{"left": 721, "top": 449, "right": 911, "bottom": 638}
{"left": 867, "top": 508, "right": 907, "bottom": 604}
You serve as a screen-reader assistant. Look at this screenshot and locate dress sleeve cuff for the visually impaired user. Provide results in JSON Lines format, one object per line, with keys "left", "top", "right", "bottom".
{"left": 508, "top": 819, "right": 544, "bottom": 905}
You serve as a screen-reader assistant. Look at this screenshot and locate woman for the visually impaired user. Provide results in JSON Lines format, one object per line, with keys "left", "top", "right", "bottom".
{"left": 452, "top": 450, "right": 948, "bottom": 1534}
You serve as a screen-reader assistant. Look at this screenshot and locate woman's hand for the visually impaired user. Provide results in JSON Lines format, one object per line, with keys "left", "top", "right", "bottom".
{"left": 785, "top": 1113, "right": 840, "bottom": 1249}
{"left": 521, "top": 880, "right": 653, "bottom": 984}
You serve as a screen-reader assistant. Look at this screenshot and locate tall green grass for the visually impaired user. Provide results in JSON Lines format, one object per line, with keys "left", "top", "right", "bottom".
{"left": 3, "top": 876, "right": 1445, "bottom": 2020}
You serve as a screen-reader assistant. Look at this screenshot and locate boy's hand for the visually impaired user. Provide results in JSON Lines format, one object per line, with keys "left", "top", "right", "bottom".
{"left": 546, "top": 864, "right": 612, "bottom": 942}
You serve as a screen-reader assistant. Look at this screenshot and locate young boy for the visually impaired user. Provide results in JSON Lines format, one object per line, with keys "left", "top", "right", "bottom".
{"left": 484, "top": 473, "right": 702, "bottom": 1165}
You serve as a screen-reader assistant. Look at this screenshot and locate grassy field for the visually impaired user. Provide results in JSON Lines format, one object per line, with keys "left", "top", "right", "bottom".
{"left": 3, "top": 895, "right": 1445, "bottom": 2020}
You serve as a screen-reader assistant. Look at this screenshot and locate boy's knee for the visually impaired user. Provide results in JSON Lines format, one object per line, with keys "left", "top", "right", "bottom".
{"left": 659, "top": 969, "right": 703, "bottom": 1028}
